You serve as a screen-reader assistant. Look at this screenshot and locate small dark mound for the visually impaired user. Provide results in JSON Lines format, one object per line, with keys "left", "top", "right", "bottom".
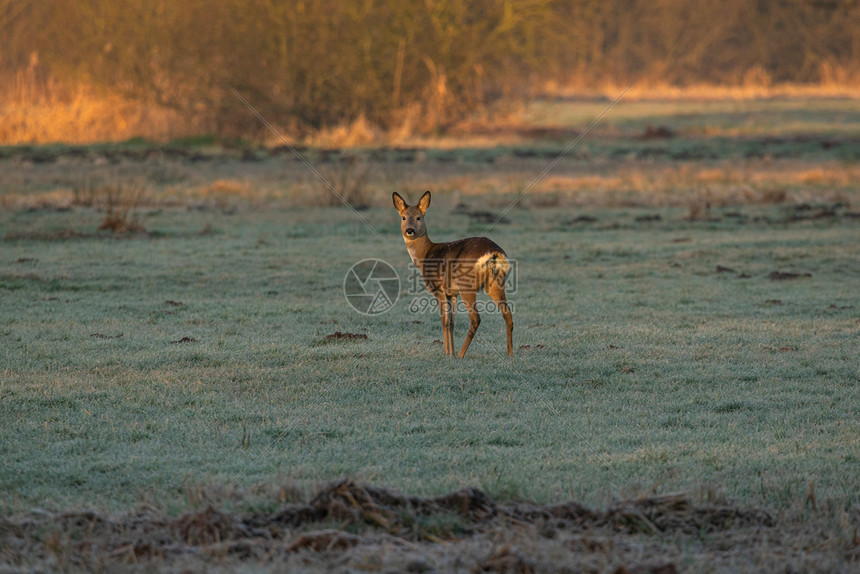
{"left": 325, "top": 331, "right": 368, "bottom": 341}
{"left": 769, "top": 271, "right": 812, "bottom": 281}
{"left": 640, "top": 125, "right": 675, "bottom": 140}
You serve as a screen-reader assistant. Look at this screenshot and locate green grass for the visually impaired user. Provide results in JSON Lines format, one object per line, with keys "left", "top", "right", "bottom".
{"left": 2, "top": 201, "right": 858, "bottom": 515}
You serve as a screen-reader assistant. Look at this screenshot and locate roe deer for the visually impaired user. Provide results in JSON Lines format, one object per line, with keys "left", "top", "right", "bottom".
{"left": 393, "top": 191, "right": 513, "bottom": 358}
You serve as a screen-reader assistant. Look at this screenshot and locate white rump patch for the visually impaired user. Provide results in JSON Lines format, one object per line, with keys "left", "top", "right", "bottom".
{"left": 476, "top": 252, "right": 510, "bottom": 276}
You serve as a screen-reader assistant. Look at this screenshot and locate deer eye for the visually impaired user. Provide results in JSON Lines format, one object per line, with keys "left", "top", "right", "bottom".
{"left": 402, "top": 216, "right": 406, "bottom": 220}
{"left": 417, "top": 217, "right": 421, "bottom": 220}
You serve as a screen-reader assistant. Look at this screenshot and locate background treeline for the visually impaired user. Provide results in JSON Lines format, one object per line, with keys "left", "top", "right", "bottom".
{"left": 2, "top": 0, "right": 859, "bottom": 141}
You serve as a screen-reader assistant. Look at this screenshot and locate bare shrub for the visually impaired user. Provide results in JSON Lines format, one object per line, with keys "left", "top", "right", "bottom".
{"left": 311, "top": 156, "right": 376, "bottom": 208}
{"left": 686, "top": 200, "right": 712, "bottom": 221}
{"left": 97, "top": 181, "right": 147, "bottom": 233}
{"left": 71, "top": 172, "right": 98, "bottom": 207}
{"left": 759, "top": 188, "right": 789, "bottom": 205}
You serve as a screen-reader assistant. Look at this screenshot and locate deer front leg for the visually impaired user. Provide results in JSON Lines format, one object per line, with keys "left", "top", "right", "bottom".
{"left": 436, "top": 294, "right": 451, "bottom": 355}
{"left": 448, "top": 294, "right": 458, "bottom": 356}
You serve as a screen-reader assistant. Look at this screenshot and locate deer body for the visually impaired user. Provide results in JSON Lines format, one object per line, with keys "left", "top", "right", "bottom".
{"left": 393, "top": 191, "right": 513, "bottom": 358}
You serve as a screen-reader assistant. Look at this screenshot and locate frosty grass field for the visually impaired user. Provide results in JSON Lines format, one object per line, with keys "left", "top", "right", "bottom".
{"left": 1, "top": 97, "right": 859, "bottom": 571}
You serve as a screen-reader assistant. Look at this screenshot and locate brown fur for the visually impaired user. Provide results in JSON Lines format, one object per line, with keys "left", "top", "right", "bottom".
{"left": 393, "top": 191, "right": 513, "bottom": 358}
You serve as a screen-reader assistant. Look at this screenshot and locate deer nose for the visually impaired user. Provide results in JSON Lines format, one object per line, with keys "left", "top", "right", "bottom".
{"left": 405, "top": 228, "right": 415, "bottom": 237}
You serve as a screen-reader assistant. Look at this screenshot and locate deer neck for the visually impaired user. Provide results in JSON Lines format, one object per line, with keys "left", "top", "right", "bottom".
{"left": 403, "top": 234, "right": 434, "bottom": 268}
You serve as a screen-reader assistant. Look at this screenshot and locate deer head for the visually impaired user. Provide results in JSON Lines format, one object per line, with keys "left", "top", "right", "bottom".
{"left": 392, "top": 191, "right": 431, "bottom": 241}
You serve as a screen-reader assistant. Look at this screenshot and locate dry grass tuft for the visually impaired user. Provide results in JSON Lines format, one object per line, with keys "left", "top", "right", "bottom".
{"left": 0, "top": 74, "right": 192, "bottom": 144}
{"left": 686, "top": 199, "right": 712, "bottom": 221}
{"left": 306, "top": 115, "right": 380, "bottom": 148}
{"left": 97, "top": 181, "right": 147, "bottom": 233}
{"left": 475, "top": 545, "right": 536, "bottom": 573}
{"left": 172, "top": 506, "right": 234, "bottom": 546}
{"left": 309, "top": 155, "right": 377, "bottom": 208}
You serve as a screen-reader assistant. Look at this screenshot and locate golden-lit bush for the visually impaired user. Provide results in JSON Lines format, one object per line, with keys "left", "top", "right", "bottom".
{"left": 1, "top": 0, "right": 858, "bottom": 142}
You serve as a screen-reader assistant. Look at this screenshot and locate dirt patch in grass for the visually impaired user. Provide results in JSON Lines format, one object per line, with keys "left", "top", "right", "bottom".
{"left": 90, "top": 333, "right": 124, "bottom": 340}
{"left": 769, "top": 270, "right": 813, "bottom": 281}
{"left": 324, "top": 331, "right": 369, "bottom": 341}
{"left": 1, "top": 479, "right": 855, "bottom": 573}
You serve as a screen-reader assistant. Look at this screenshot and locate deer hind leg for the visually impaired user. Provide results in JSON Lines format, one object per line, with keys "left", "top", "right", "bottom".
{"left": 487, "top": 279, "right": 513, "bottom": 356}
{"left": 457, "top": 290, "right": 480, "bottom": 359}
{"left": 447, "top": 294, "right": 457, "bottom": 356}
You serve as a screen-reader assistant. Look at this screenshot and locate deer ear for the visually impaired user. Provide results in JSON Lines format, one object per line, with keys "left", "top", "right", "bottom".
{"left": 392, "top": 192, "right": 407, "bottom": 212}
{"left": 418, "top": 191, "right": 431, "bottom": 213}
